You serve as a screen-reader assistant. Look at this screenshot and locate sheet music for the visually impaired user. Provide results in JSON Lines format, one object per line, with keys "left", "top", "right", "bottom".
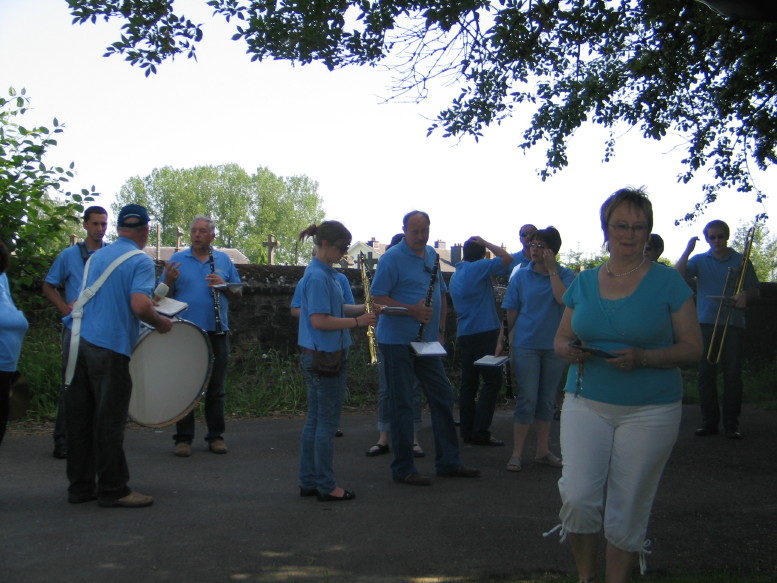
{"left": 410, "top": 341, "right": 447, "bottom": 356}
{"left": 474, "top": 355, "right": 509, "bottom": 367}
{"left": 155, "top": 297, "right": 188, "bottom": 317}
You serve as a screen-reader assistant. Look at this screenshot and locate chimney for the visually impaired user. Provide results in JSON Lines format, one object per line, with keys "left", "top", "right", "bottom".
{"left": 434, "top": 239, "right": 446, "bottom": 250}
{"left": 451, "top": 244, "right": 462, "bottom": 265}
{"left": 367, "top": 237, "right": 378, "bottom": 248}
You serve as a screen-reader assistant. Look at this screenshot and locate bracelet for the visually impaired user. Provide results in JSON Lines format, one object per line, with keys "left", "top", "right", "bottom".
{"left": 548, "top": 271, "right": 559, "bottom": 277}
{"left": 354, "top": 317, "right": 359, "bottom": 329}
{"left": 640, "top": 350, "right": 649, "bottom": 367}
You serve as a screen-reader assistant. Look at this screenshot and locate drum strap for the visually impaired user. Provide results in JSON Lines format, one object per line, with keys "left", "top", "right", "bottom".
{"left": 64, "top": 250, "right": 144, "bottom": 387}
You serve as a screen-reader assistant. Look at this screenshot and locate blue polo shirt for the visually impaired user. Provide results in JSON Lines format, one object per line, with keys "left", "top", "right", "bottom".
{"left": 296, "top": 258, "right": 352, "bottom": 352}
{"left": 561, "top": 264, "right": 692, "bottom": 405}
{"left": 291, "top": 271, "right": 355, "bottom": 308}
{"left": 162, "top": 247, "right": 241, "bottom": 332}
{"left": 371, "top": 243, "right": 447, "bottom": 344}
{"left": 502, "top": 262, "right": 575, "bottom": 350}
{"left": 495, "top": 250, "right": 529, "bottom": 279}
{"left": 686, "top": 249, "right": 759, "bottom": 328}
{"left": 0, "top": 273, "right": 28, "bottom": 371}
{"left": 66, "top": 237, "right": 155, "bottom": 357}
{"left": 449, "top": 257, "right": 504, "bottom": 337}
{"left": 45, "top": 242, "right": 107, "bottom": 328}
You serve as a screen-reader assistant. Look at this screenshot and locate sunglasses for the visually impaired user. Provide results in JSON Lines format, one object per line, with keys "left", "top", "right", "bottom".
{"left": 520, "top": 231, "right": 535, "bottom": 238}
{"left": 707, "top": 234, "right": 727, "bottom": 241}
{"left": 529, "top": 242, "right": 547, "bottom": 249}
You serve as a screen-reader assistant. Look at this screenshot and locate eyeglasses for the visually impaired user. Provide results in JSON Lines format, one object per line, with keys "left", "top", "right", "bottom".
{"left": 520, "top": 231, "right": 536, "bottom": 238}
{"left": 608, "top": 223, "right": 648, "bottom": 234}
{"left": 529, "top": 242, "right": 546, "bottom": 249}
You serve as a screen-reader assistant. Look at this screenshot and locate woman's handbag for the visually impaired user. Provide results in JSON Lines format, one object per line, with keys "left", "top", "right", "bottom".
{"left": 311, "top": 349, "right": 345, "bottom": 376}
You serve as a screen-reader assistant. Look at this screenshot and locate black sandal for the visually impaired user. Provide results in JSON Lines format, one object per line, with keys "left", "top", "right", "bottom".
{"left": 365, "top": 443, "right": 390, "bottom": 457}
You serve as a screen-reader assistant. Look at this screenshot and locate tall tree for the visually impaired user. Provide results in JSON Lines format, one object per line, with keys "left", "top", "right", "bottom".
{"left": 732, "top": 221, "right": 777, "bottom": 282}
{"left": 0, "top": 87, "right": 95, "bottom": 299}
{"left": 114, "top": 164, "right": 324, "bottom": 263}
{"left": 67, "top": 1, "right": 777, "bottom": 220}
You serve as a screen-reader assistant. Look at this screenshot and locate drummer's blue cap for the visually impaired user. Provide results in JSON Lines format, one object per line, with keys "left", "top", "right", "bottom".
{"left": 117, "top": 204, "right": 150, "bottom": 227}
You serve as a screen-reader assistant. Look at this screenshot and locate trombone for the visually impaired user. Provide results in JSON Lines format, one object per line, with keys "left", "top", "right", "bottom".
{"left": 706, "top": 226, "right": 755, "bottom": 364}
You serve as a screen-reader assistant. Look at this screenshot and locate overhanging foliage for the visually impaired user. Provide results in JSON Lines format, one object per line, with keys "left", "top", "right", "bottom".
{"left": 66, "top": 0, "right": 777, "bottom": 220}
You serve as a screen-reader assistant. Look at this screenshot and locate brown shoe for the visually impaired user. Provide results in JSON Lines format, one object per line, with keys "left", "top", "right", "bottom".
{"left": 98, "top": 491, "right": 154, "bottom": 508}
{"left": 174, "top": 442, "right": 191, "bottom": 457}
{"left": 395, "top": 473, "right": 431, "bottom": 486}
{"left": 209, "top": 439, "right": 228, "bottom": 454}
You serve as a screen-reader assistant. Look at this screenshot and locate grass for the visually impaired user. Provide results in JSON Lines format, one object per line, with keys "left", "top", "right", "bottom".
{"left": 15, "top": 320, "right": 777, "bottom": 421}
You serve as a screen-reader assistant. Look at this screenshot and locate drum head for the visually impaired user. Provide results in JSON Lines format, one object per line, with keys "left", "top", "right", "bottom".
{"left": 129, "top": 320, "right": 213, "bottom": 428}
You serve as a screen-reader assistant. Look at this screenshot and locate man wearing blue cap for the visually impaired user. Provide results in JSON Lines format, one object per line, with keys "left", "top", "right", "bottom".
{"left": 65, "top": 204, "right": 172, "bottom": 508}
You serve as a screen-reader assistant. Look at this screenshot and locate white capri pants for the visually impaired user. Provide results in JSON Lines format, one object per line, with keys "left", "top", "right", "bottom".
{"left": 558, "top": 393, "right": 681, "bottom": 552}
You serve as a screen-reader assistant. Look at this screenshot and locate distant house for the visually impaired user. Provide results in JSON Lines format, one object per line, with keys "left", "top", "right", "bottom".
{"left": 143, "top": 246, "right": 249, "bottom": 264}
{"left": 346, "top": 237, "right": 462, "bottom": 273}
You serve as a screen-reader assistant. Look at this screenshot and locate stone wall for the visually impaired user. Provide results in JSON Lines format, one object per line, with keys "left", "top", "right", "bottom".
{"left": 224, "top": 266, "right": 777, "bottom": 366}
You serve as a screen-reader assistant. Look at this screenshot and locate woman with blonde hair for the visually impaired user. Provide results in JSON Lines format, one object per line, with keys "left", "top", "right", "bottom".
{"left": 296, "top": 221, "right": 376, "bottom": 501}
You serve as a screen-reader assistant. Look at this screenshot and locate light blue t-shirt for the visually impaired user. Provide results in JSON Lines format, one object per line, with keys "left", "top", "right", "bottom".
{"left": 0, "top": 273, "right": 29, "bottom": 371}
{"left": 45, "top": 242, "right": 107, "bottom": 329}
{"left": 67, "top": 237, "right": 155, "bottom": 357}
{"left": 496, "top": 250, "right": 529, "bottom": 278}
{"left": 449, "top": 257, "right": 504, "bottom": 337}
{"left": 291, "top": 271, "right": 354, "bottom": 308}
{"left": 502, "top": 262, "right": 575, "bottom": 350}
{"left": 371, "top": 243, "right": 447, "bottom": 344}
{"left": 562, "top": 264, "right": 692, "bottom": 406}
{"left": 296, "top": 258, "right": 353, "bottom": 352}
{"left": 161, "top": 247, "right": 241, "bottom": 332}
{"left": 685, "top": 249, "right": 759, "bottom": 328}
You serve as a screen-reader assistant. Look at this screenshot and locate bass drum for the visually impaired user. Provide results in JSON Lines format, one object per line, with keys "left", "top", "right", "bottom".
{"left": 128, "top": 319, "right": 214, "bottom": 428}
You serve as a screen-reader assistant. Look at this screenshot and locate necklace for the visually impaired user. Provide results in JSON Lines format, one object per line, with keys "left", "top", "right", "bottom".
{"left": 605, "top": 257, "right": 645, "bottom": 277}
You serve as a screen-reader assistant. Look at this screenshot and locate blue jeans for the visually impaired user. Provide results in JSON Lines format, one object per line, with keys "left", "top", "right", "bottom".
{"left": 512, "top": 347, "right": 567, "bottom": 424}
{"left": 65, "top": 340, "right": 133, "bottom": 503}
{"left": 381, "top": 344, "right": 462, "bottom": 480}
{"left": 458, "top": 329, "right": 502, "bottom": 441}
{"left": 174, "top": 333, "right": 229, "bottom": 443}
{"left": 377, "top": 348, "right": 422, "bottom": 432}
{"left": 698, "top": 324, "right": 744, "bottom": 430}
{"left": 298, "top": 351, "right": 348, "bottom": 494}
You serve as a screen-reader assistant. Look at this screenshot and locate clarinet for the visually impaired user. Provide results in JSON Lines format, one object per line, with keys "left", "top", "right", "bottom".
{"left": 208, "top": 246, "right": 225, "bottom": 335}
{"left": 416, "top": 254, "right": 440, "bottom": 342}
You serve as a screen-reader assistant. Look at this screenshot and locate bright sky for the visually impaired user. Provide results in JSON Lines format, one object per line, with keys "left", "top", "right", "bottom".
{"left": 1, "top": 0, "right": 773, "bottom": 262}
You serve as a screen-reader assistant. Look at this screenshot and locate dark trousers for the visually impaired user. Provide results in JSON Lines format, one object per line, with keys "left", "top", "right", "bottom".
{"left": 53, "top": 327, "right": 70, "bottom": 446}
{"left": 174, "top": 333, "right": 229, "bottom": 444}
{"left": 382, "top": 344, "right": 462, "bottom": 480}
{"left": 65, "top": 340, "right": 133, "bottom": 502}
{"left": 458, "top": 329, "right": 502, "bottom": 441}
{"left": 698, "top": 323, "right": 744, "bottom": 430}
{"left": 0, "top": 370, "right": 14, "bottom": 447}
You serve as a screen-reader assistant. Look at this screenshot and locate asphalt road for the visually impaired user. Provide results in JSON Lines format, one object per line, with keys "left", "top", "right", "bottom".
{"left": 2, "top": 404, "right": 776, "bottom": 582}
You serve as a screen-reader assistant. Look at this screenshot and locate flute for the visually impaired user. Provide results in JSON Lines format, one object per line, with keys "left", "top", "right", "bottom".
{"left": 416, "top": 254, "right": 440, "bottom": 342}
